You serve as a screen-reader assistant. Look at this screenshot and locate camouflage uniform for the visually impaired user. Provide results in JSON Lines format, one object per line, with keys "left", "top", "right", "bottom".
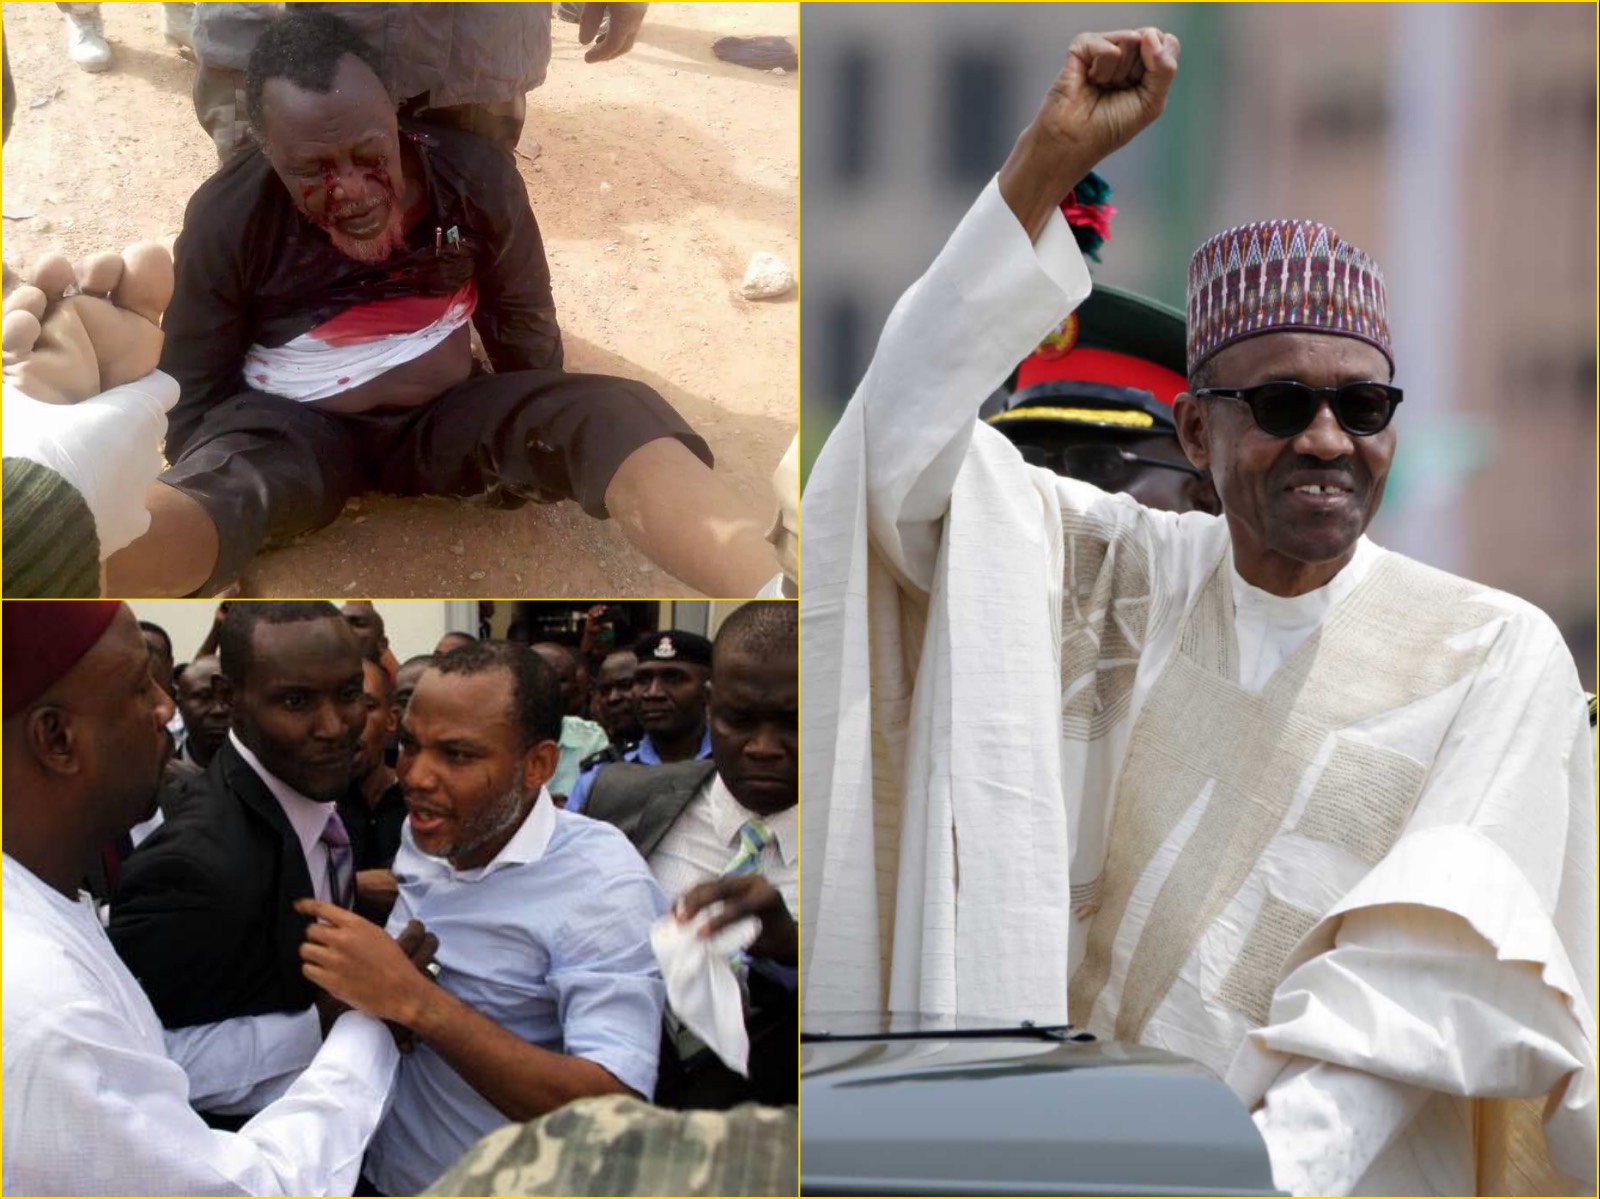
{"left": 425, "top": 1096, "right": 797, "bottom": 1197}
{"left": 190, "top": 2, "right": 549, "bottom": 161}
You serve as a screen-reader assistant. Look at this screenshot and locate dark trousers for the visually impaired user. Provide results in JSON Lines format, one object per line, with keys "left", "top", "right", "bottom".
{"left": 161, "top": 369, "right": 710, "bottom": 593}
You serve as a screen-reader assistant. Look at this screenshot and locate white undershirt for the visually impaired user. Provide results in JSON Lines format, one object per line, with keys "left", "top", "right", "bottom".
{"left": 649, "top": 773, "right": 798, "bottom": 915}
{"left": 1229, "top": 536, "right": 1380, "bottom": 693}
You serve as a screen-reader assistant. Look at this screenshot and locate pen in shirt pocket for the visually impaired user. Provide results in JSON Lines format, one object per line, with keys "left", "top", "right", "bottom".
{"left": 433, "top": 226, "right": 463, "bottom": 255}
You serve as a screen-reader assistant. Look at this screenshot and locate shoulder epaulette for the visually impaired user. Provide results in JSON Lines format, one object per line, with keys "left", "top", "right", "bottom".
{"left": 579, "top": 746, "right": 623, "bottom": 773}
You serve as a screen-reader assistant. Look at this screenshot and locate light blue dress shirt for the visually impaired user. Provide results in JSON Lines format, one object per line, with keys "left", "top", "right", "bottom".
{"left": 564, "top": 727, "right": 714, "bottom": 814}
{"left": 363, "top": 792, "right": 667, "bottom": 1195}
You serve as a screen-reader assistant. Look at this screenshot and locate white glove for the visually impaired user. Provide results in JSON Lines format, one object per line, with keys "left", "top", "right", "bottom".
{"left": 2, "top": 370, "right": 178, "bottom": 559}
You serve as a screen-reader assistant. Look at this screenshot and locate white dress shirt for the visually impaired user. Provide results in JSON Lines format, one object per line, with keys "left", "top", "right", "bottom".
{"left": 364, "top": 791, "right": 668, "bottom": 1195}
{"left": 2, "top": 854, "right": 397, "bottom": 1196}
{"left": 650, "top": 773, "right": 798, "bottom": 916}
{"left": 228, "top": 729, "right": 336, "bottom": 903}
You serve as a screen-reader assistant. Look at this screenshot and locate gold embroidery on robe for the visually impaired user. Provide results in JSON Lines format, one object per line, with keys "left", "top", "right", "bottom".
{"left": 1070, "top": 553, "right": 1497, "bottom": 1041}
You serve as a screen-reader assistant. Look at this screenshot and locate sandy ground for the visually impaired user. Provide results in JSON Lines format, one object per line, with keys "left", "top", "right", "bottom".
{"left": 0, "top": 1, "right": 797, "bottom": 597}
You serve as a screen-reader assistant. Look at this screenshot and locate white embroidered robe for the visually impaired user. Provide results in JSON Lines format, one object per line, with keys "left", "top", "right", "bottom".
{"left": 798, "top": 177, "right": 1597, "bottom": 1195}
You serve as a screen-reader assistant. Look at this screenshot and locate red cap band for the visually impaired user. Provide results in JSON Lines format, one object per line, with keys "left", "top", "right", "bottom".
{"left": 1015, "top": 347, "right": 1189, "bottom": 406}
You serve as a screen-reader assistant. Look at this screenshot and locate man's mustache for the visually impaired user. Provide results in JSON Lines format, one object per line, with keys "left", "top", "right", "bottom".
{"left": 1269, "top": 454, "right": 1367, "bottom": 492}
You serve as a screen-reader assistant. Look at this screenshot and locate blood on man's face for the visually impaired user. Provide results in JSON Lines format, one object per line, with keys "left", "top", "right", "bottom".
{"left": 260, "top": 54, "right": 408, "bottom": 264}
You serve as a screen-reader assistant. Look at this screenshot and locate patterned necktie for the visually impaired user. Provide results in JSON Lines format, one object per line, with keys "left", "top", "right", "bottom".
{"left": 722, "top": 818, "right": 774, "bottom": 878}
{"left": 665, "top": 817, "right": 776, "bottom": 1060}
{"left": 321, "top": 811, "right": 355, "bottom": 909}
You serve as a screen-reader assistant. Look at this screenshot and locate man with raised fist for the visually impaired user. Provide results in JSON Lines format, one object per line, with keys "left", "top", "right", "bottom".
{"left": 801, "top": 27, "right": 1594, "bottom": 1195}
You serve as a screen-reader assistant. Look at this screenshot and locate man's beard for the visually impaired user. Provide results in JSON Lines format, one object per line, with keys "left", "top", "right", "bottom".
{"left": 434, "top": 776, "right": 534, "bottom": 863}
{"left": 325, "top": 200, "right": 408, "bottom": 265}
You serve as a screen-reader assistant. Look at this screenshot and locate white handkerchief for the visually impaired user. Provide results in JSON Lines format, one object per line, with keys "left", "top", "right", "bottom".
{"left": 650, "top": 905, "right": 759, "bottom": 1076}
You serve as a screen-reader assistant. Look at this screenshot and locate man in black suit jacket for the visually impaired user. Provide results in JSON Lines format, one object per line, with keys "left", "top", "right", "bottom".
{"left": 111, "top": 602, "right": 369, "bottom": 1031}
{"left": 584, "top": 601, "right": 797, "bottom": 1110}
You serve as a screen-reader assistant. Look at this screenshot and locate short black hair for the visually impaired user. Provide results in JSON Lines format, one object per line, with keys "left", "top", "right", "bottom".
{"left": 399, "top": 653, "right": 437, "bottom": 672}
{"left": 219, "top": 601, "right": 344, "bottom": 688}
{"left": 430, "top": 641, "right": 563, "bottom": 749}
{"left": 137, "top": 621, "right": 174, "bottom": 663}
{"left": 245, "top": 10, "right": 387, "bottom": 136}
{"left": 713, "top": 601, "right": 797, "bottom": 667}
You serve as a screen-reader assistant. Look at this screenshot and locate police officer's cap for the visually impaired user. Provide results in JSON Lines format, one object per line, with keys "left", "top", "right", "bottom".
{"left": 634, "top": 630, "right": 712, "bottom": 667}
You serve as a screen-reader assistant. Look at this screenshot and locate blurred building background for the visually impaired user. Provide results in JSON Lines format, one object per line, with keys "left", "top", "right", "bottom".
{"left": 801, "top": 2, "right": 1596, "bottom": 684}
{"left": 128, "top": 599, "right": 752, "bottom": 664}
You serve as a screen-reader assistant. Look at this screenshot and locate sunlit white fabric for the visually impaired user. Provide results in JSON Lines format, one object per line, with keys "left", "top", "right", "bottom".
{"left": 799, "top": 176, "right": 1596, "bottom": 1194}
{"left": 2, "top": 854, "right": 397, "bottom": 1196}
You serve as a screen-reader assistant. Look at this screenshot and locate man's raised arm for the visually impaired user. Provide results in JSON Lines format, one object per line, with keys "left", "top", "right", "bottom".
{"left": 836, "top": 28, "right": 1179, "bottom": 590}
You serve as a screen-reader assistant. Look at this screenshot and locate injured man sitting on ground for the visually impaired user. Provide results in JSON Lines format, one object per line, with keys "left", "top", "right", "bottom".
{"left": 75, "top": 9, "right": 776, "bottom": 599}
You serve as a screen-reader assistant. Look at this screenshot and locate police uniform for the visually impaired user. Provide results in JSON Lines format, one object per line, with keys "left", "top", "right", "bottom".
{"left": 564, "top": 631, "right": 714, "bottom": 814}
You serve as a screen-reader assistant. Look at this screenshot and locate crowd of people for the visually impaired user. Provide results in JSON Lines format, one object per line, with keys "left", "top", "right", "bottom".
{"left": 2, "top": 4, "right": 799, "bottom": 600}
{"left": 3, "top": 597, "right": 798, "bottom": 1194}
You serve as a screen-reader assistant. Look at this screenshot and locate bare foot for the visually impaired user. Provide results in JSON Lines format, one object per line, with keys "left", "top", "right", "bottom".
{"left": 2, "top": 269, "right": 97, "bottom": 405}
{"left": 0, "top": 243, "right": 173, "bottom": 404}
{"left": 69, "top": 242, "right": 174, "bottom": 387}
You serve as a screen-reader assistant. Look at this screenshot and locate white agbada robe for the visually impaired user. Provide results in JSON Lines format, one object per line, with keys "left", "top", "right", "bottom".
{"left": 799, "top": 177, "right": 1597, "bottom": 1195}
{"left": 1, "top": 854, "right": 399, "bottom": 1196}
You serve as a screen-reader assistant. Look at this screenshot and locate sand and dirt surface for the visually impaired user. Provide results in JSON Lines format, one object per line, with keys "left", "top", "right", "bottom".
{"left": 0, "top": 1, "right": 798, "bottom": 596}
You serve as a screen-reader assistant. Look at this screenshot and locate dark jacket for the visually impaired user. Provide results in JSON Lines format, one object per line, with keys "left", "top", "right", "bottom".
{"left": 160, "top": 120, "right": 561, "bottom": 455}
{"left": 109, "top": 740, "right": 322, "bottom": 1029}
{"left": 582, "top": 759, "right": 719, "bottom": 859}
{"left": 338, "top": 778, "right": 408, "bottom": 872}
{"left": 193, "top": 4, "right": 554, "bottom": 101}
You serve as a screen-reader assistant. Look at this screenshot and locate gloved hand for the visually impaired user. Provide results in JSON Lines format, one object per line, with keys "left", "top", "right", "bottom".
{"left": 2, "top": 369, "right": 178, "bottom": 558}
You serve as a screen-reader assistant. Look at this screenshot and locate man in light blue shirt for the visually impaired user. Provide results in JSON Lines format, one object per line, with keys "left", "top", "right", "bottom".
{"left": 565, "top": 630, "right": 714, "bottom": 813}
{"left": 295, "top": 640, "right": 666, "bottom": 1195}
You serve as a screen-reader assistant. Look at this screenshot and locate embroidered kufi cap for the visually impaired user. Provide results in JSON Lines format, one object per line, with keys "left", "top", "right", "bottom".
{"left": 1186, "top": 219, "right": 1392, "bottom": 377}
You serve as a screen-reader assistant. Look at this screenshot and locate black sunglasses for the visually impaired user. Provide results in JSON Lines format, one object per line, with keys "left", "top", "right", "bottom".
{"left": 1193, "top": 381, "right": 1403, "bottom": 438}
{"left": 1019, "top": 443, "right": 1205, "bottom": 489}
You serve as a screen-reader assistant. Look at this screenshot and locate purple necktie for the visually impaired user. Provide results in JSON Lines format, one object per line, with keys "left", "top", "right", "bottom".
{"left": 321, "top": 811, "right": 355, "bottom": 909}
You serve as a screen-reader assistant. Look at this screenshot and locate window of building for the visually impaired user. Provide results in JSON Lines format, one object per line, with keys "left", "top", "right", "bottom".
{"left": 942, "top": 48, "right": 1010, "bottom": 185}
{"left": 1299, "top": 83, "right": 1389, "bottom": 144}
{"left": 833, "top": 47, "right": 874, "bottom": 183}
{"left": 812, "top": 292, "right": 867, "bottom": 407}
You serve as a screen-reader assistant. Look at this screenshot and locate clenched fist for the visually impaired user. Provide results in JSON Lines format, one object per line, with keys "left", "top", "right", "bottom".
{"left": 1000, "top": 27, "right": 1181, "bottom": 238}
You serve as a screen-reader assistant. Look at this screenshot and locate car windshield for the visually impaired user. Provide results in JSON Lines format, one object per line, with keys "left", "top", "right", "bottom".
{"left": 802, "top": 1011, "right": 1083, "bottom": 1042}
